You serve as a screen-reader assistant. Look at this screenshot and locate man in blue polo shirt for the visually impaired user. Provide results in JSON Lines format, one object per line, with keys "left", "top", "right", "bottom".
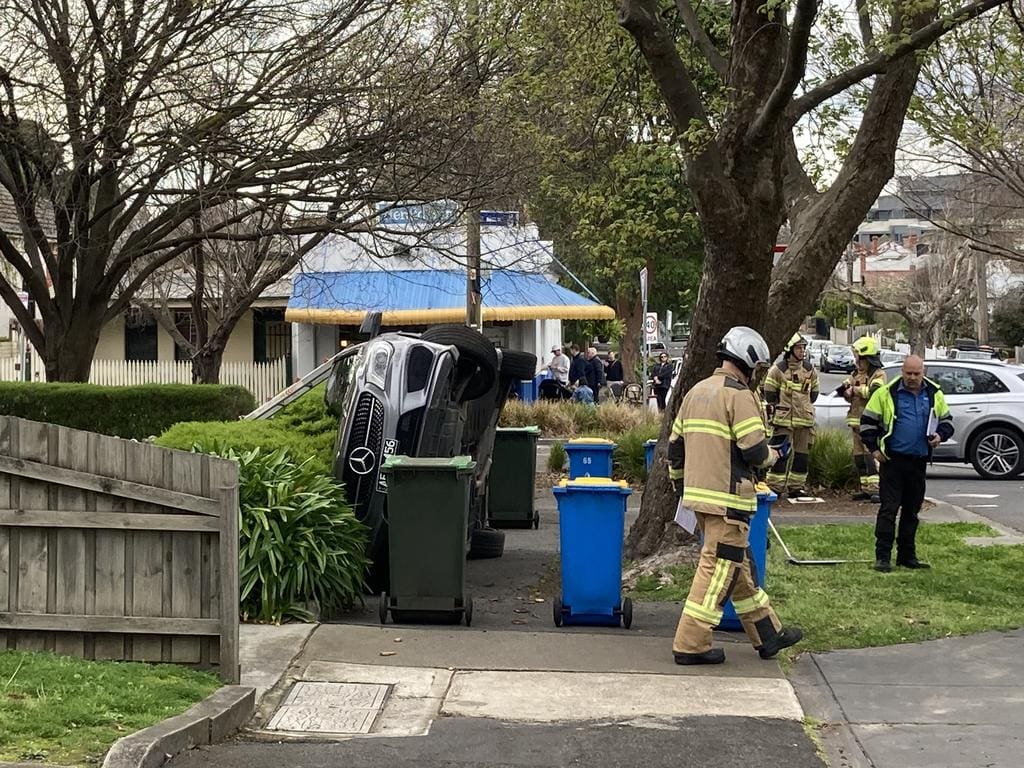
{"left": 859, "top": 355, "right": 954, "bottom": 572}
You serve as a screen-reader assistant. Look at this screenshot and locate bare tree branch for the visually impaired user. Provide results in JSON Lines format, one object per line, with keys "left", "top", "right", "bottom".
{"left": 672, "top": 0, "right": 728, "bottom": 80}
{"left": 788, "top": 0, "right": 1009, "bottom": 123}
{"left": 747, "top": 0, "right": 819, "bottom": 141}
{"left": 855, "top": 0, "right": 877, "bottom": 53}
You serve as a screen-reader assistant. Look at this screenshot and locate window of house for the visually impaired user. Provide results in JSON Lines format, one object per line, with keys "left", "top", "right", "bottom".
{"left": 253, "top": 308, "right": 291, "bottom": 363}
{"left": 174, "top": 310, "right": 198, "bottom": 361}
{"left": 124, "top": 310, "right": 158, "bottom": 361}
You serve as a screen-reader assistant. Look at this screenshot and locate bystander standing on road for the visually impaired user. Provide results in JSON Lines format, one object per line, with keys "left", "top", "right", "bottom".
{"left": 860, "top": 355, "right": 954, "bottom": 572}
{"left": 651, "top": 353, "right": 674, "bottom": 412}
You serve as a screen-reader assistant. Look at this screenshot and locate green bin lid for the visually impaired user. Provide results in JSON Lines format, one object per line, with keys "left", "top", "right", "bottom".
{"left": 381, "top": 455, "right": 476, "bottom": 472}
{"left": 496, "top": 426, "right": 540, "bottom": 434}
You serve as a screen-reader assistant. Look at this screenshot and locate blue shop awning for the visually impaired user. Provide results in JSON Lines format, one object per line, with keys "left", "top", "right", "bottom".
{"left": 285, "top": 270, "right": 615, "bottom": 325}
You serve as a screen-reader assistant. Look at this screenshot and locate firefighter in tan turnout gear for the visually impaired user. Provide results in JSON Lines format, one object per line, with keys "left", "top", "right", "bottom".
{"left": 761, "top": 333, "right": 818, "bottom": 497}
{"left": 669, "top": 326, "right": 803, "bottom": 665}
{"left": 840, "top": 336, "right": 887, "bottom": 502}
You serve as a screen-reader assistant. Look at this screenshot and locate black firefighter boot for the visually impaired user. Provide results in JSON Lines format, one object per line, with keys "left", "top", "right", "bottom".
{"left": 674, "top": 648, "right": 726, "bottom": 665}
{"left": 755, "top": 618, "right": 804, "bottom": 659}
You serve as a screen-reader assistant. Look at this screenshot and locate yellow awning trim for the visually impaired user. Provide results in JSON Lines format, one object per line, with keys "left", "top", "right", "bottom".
{"left": 285, "top": 304, "right": 616, "bottom": 326}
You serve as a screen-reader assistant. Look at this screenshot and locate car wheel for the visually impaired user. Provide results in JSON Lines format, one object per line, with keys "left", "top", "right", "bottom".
{"left": 969, "top": 426, "right": 1024, "bottom": 479}
{"left": 421, "top": 325, "right": 498, "bottom": 402}
{"left": 467, "top": 526, "right": 505, "bottom": 559}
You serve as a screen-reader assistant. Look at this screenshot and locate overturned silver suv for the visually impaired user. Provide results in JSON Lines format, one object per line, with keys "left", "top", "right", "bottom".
{"left": 324, "top": 325, "right": 536, "bottom": 591}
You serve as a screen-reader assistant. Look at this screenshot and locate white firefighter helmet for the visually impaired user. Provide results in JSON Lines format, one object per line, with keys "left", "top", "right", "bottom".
{"left": 717, "top": 326, "right": 771, "bottom": 372}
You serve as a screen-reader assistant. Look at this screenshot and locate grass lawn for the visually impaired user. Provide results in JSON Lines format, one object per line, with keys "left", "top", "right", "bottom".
{"left": 0, "top": 651, "right": 220, "bottom": 766}
{"left": 629, "top": 522, "right": 1024, "bottom": 653}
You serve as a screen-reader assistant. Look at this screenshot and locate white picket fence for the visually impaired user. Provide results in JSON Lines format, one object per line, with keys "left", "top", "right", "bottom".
{"left": 90, "top": 358, "right": 289, "bottom": 404}
{"left": 0, "top": 351, "right": 288, "bottom": 404}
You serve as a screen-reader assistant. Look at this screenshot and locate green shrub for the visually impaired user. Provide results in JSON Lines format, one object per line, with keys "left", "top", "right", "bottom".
{"left": 809, "top": 429, "right": 858, "bottom": 490}
{"left": 213, "top": 446, "right": 368, "bottom": 623}
{"left": 0, "top": 382, "right": 255, "bottom": 439}
{"left": 548, "top": 441, "right": 566, "bottom": 473}
{"left": 612, "top": 424, "right": 661, "bottom": 483}
{"left": 155, "top": 387, "right": 339, "bottom": 475}
{"left": 500, "top": 400, "right": 660, "bottom": 438}
{"left": 155, "top": 419, "right": 335, "bottom": 475}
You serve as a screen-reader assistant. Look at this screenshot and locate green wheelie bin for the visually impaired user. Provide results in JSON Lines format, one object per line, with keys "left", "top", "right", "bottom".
{"left": 487, "top": 426, "right": 540, "bottom": 529}
{"left": 378, "top": 455, "right": 476, "bottom": 626}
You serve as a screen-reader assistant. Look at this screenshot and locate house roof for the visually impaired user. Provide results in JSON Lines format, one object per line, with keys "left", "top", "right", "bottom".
{"left": 285, "top": 269, "right": 615, "bottom": 325}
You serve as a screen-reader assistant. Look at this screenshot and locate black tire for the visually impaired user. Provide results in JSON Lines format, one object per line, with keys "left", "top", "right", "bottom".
{"left": 499, "top": 349, "right": 538, "bottom": 380}
{"left": 378, "top": 593, "right": 388, "bottom": 625}
{"left": 969, "top": 426, "right": 1024, "bottom": 479}
{"left": 421, "top": 325, "right": 498, "bottom": 402}
{"left": 467, "top": 526, "right": 505, "bottom": 559}
{"left": 553, "top": 596, "right": 563, "bottom": 627}
{"left": 464, "top": 596, "right": 473, "bottom": 627}
{"left": 621, "top": 597, "right": 633, "bottom": 629}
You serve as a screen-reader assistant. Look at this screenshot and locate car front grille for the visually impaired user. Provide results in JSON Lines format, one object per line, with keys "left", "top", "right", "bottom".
{"left": 342, "top": 392, "right": 385, "bottom": 517}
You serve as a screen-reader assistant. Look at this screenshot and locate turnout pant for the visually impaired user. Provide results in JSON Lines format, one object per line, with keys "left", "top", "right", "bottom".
{"left": 876, "top": 453, "right": 928, "bottom": 562}
{"left": 673, "top": 512, "right": 783, "bottom": 654}
{"left": 850, "top": 427, "right": 879, "bottom": 494}
{"left": 766, "top": 426, "right": 812, "bottom": 493}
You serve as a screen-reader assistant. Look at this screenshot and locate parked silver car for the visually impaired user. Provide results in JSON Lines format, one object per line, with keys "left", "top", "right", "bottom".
{"left": 815, "top": 360, "right": 1024, "bottom": 479}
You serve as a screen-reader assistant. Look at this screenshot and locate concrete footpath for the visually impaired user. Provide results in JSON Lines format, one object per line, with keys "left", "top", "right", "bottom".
{"left": 168, "top": 490, "right": 1023, "bottom": 768}
{"left": 170, "top": 491, "right": 823, "bottom": 768}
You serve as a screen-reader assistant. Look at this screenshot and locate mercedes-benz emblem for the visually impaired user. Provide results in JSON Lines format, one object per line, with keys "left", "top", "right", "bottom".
{"left": 348, "top": 446, "right": 377, "bottom": 476}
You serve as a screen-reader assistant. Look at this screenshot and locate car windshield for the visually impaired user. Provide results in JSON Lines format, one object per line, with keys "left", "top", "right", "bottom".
{"left": 955, "top": 350, "right": 995, "bottom": 361}
{"left": 829, "top": 346, "right": 850, "bottom": 354}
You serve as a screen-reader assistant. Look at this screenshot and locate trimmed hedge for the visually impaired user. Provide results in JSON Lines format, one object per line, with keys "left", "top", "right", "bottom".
{"left": 154, "top": 385, "right": 338, "bottom": 475}
{"left": 0, "top": 382, "right": 256, "bottom": 440}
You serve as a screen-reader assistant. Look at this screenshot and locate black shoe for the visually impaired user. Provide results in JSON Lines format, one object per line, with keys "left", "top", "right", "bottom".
{"left": 757, "top": 626, "right": 803, "bottom": 659}
{"left": 674, "top": 648, "right": 726, "bottom": 665}
{"left": 874, "top": 559, "right": 892, "bottom": 573}
{"left": 851, "top": 491, "right": 870, "bottom": 501}
{"left": 897, "top": 558, "right": 931, "bottom": 569}
{"left": 788, "top": 488, "right": 808, "bottom": 499}
{"left": 870, "top": 494, "right": 881, "bottom": 504}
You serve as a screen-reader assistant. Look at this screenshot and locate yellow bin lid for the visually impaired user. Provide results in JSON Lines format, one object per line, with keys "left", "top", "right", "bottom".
{"left": 566, "top": 438, "right": 615, "bottom": 445}
{"left": 557, "top": 477, "right": 629, "bottom": 489}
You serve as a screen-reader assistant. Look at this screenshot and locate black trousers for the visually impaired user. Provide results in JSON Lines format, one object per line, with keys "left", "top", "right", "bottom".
{"left": 655, "top": 388, "right": 669, "bottom": 412}
{"left": 876, "top": 453, "right": 928, "bottom": 561}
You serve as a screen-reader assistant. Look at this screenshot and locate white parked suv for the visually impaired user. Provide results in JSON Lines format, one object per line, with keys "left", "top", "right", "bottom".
{"left": 815, "top": 360, "right": 1024, "bottom": 479}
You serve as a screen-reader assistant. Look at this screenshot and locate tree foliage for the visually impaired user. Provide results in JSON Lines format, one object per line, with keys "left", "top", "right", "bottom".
{"left": 615, "top": 0, "right": 1011, "bottom": 558}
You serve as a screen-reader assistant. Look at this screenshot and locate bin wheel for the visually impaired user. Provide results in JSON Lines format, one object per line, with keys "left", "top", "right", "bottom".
{"left": 553, "top": 596, "right": 564, "bottom": 627}
{"left": 621, "top": 597, "right": 633, "bottom": 629}
{"left": 464, "top": 596, "right": 474, "bottom": 627}
{"left": 378, "top": 592, "right": 388, "bottom": 625}
{"left": 532, "top": 511, "right": 540, "bottom": 529}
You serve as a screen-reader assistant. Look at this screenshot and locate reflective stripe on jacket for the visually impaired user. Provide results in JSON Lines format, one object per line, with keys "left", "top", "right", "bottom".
{"left": 762, "top": 359, "right": 819, "bottom": 428}
{"left": 668, "top": 368, "right": 772, "bottom": 515}
{"left": 845, "top": 368, "right": 887, "bottom": 426}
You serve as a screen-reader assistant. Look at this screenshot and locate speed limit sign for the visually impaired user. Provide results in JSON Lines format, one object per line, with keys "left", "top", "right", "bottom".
{"left": 644, "top": 313, "right": 658, "bottom": 343}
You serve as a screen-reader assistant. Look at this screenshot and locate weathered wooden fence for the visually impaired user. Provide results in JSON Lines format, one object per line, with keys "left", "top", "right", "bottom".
{"left": 0, "top": 416, "right": 240, "bottom": 682}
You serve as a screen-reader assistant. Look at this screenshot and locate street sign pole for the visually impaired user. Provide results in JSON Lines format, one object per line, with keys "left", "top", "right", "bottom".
{"left": 639, "top": 267, "right": 649, "bottom": 405}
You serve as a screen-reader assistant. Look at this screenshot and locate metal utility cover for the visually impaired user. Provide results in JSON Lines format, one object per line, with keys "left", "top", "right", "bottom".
{"left": 267, "top": 682, "right": 390, "bottom": 734}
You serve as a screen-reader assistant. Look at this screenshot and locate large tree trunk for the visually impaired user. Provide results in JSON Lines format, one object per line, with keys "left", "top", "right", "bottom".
{"left": 616, "top": 292, "right": 643, "bottom": 384}
{"left": 907, "top": 320, "right": 930, "bottom": 356}
{"left": 42, "top": 316, "right": 103, "bottom": 382}
{"left": 192, "top": 347, "right": 225, "bottom": 384}
{"left": 625, "top": 214, "right": 779, "bottom": 559}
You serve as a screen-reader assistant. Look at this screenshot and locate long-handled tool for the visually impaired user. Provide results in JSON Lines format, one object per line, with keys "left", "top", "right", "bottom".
{"left": 768, "top": 519, "right": 871, "bottom": 566}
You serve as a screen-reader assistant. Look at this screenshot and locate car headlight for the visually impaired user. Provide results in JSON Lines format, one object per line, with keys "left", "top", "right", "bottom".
{"left": 365, "top": 341, "right": 393, "bottom": 388}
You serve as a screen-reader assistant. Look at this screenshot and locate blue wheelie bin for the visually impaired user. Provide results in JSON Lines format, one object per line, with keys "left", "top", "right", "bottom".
{"left": 564, "top": 438, "right": 615, "bottom": 479}
{"left": 551, "top": 478, "right": 633, "bottom": 628}
{"left": 717, "top": 490, "right": 777, "bottom": 631}
{"left": 644, "top": 439, "right": 658, "bottom": 473}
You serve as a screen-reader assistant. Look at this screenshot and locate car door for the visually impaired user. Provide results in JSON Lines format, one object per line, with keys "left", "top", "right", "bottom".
{"left": 926, "top": 365, "right": 987, "bottom": 460}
